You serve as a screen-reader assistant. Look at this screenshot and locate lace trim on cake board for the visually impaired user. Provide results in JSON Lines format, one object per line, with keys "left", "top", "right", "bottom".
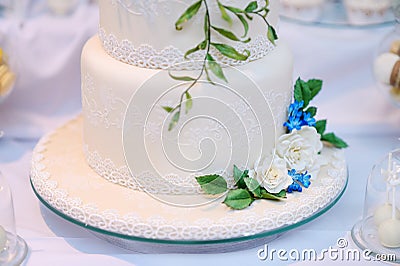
{"left": 30, "top": 120, "right": 347, "bottom": 241}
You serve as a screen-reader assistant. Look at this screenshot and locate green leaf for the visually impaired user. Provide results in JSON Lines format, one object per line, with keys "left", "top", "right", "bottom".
{"left": 206, "top": 54, "right": 227, "bottom": 82}
{"left": 315, "top": 119, "right": 327, "bottom": 135}
{"left": 305, "top": 106, "right": 317, "bottom": 117}
{"left": 244, "top": 1, "right": 258, "bottom": 12}
{"left": 224, "top": 5, "right": 243, "bottom": 14}
{"left": 223, "top": 189, "right": 254, "bottom": 210}
{"left": 243, "top": 177, "right": 261, "bottom": 197}
{"left": 168, "top": 111, "right": 180, "bottom": 131}
{"left": 196, "top": 174, "right": 228, "bottom": 195}
{"left": 211, "top": 43, "right": 250, "bottom": 61}
{"left": 169, "top": 72, "right": 196, "bottom": 82}
{"left": 211, "top": 26, "right": 245, "bottom": 42}
{"left": 185, "top": 91, "right": 192, "bottom": 114}
{"left": 204, "top": 12, "right": 209, "bottom": 41}
{"left": 321, "top": 133, "right": 348, "bottom": 149}
{"left": 245, "top": 13, "right": 253, "bottom": 20}
{"left": 307, "top": 79, "right": 323, "bottom": 101}
{"left": 261, "top": 189, "right": 287, "bottom": 200}
{"left": 267, "top": 25, "right": 278, "bottom": 45}
{"left": 233, "top": 165, "right": 247, "bottom": 189}
{"left": 204, "top": 67, "right": 216, "bottom": 85}
{"left": 218, "top": 2, "right": 232, "bottom": 25}
{"left": 184, "top": 41, "right": 206, "bottom": 59}
{"left": 175, "top": 0, "right": 202, "bottom": 30}
{"left": 294, "top": 78, "right": 312, "bottom": 108}
{"left": 236, "top": 14, "right": 249, "bottom": 38}
{"left": 162, "top": 106, "right": 174, "bottom": 113}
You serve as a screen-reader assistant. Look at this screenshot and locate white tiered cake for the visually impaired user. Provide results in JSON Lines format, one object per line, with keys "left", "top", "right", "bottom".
{"left": 30, "top": 0, "right": 347, "bottom": 248}
{"left": 81, "top": 0, "right": 293, "bottom": 195}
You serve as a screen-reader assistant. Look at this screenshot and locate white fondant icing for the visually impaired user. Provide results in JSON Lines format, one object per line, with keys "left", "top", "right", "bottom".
{"left": 99, "top": 0, "right": 280, "bottom": 67}
{"left": 81, "top": 36, "right": 293, "bottom": 194}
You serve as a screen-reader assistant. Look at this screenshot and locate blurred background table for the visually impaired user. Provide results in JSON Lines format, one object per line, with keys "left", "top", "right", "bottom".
{"left": 0, "top": 1, "right": 399, "bottom": 265}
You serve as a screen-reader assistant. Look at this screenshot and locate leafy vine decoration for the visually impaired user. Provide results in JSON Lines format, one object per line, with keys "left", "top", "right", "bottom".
{"left": 162, "top": 0, "right": 278, "bottom": 130}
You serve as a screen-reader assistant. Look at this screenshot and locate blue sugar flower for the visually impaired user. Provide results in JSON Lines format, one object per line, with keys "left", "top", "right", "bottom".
{"left": 287, "top": 182, "right": 302, "bottom": 193}
{"left": 288, "top": 169, "right": 311, "bottom": 189}
{"left": 297, "top": 171, "right": 311, "bottom": 188}
{"left": 283, "top": 117, "right": 303, "bottom": 132}
{"left": 284, "top": 100, "right": 304, "bottom": 132}
{"left": 301, "top": 112, "right": 316, "bottom": 127}
{"left": 288, "top": 100, "right": 304, "bottom": 116}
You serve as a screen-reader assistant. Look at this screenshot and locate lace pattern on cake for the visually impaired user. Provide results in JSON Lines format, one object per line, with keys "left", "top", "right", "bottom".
{"left": 83, "top": 144, "right": 236, "bottom": 194}
{"left": 99, "top": 28, "right": 275, "bottom": 70}
{"left": 83, "top": 144, "right": 202, "bottom": 194}
{"left": 30, "top": 120, "right": 347, "bottom": 240}
{"left": 82, "top": 73, "right": 128, "bottom": 129}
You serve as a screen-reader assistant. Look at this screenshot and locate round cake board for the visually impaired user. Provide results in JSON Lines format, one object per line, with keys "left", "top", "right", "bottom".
{"left": 30, "top": 116, "right": 348, "bottom": 253}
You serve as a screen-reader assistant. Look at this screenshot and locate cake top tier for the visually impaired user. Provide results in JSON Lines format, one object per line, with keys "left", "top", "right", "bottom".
{"left": 98, "top": 0, "right": 280, "bottom": 70}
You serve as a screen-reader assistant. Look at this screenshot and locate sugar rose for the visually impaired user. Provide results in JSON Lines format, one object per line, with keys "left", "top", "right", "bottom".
{"left": 276, "top": 127, "right": 323, "bottom": 172}
{"left": 248, "top": 157, "right": 293, "bottom": 193}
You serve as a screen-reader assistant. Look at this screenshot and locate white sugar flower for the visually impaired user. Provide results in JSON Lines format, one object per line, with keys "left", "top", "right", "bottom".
{"left": 276, "top": 126, "right": 323, "bottom": 172}
{"left": 249, "top": 157, "right": 293, "bottom": 193}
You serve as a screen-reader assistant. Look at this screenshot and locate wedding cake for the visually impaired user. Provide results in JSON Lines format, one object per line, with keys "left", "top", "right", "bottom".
{"left": 81, "top": 0, "right": 294, "bottom": 197}
{"left": 30, "top": 0, "right": 347, "bottom": 246}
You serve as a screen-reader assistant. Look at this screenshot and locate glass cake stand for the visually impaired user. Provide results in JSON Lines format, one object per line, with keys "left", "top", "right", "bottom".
{"left": 31, "top": 174, "right": 348, "bottom": 253}
{"left": 30, "top": 116, "right": 349, "bottom": 254}
{"left": 280, "top": 0, "right": 395, "bottom": 28}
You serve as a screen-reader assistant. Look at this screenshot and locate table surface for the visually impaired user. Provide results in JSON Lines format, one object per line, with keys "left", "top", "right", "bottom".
{"left": 0, "top": 2, "right": 399, "bottom": 266}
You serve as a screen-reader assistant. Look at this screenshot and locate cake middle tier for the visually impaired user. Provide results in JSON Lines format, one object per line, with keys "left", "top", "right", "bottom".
{"left": 81, "top": 36, "right": 293, "bottom": 195}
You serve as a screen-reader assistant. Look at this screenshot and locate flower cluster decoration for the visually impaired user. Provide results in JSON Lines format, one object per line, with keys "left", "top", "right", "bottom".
{"left": 195, "top": 78, "right": 348, "bottom": 210}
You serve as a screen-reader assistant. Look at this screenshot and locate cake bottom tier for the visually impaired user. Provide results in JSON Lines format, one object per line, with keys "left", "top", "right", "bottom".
{"left": 31, "top": 116, "right": 348, "bottom": 248}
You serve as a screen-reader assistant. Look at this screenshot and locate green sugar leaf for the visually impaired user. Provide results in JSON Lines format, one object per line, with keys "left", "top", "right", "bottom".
{"left": 245, "top": 13, "right": 253, "bottom": 20}
{"left": 184, "top": 41, "right": 206, "bottom": 59}
{"left": 294, "top": 78, "right": 311, "bottom": 108}
{"left": 196, "top": 174, "right": 228, "bottom": 195}
{"left": 175, "top": 0, "right": 202, "bottom": 30}
{"left": 245, "top": 1, "right": 258, "bottom": 12}
{"left": 261, "top": 189, "right": 286, "bottom": 200}
{"left": 169, "top": 72, "right": 196, "bottom": 81}
{"left": 162, "top": 106, "right": 174, "bottom": 113}
{"left": 185, "top": 91, "right": 193, "bottom": 114}
{"left": 307, "top": 79, "right": 323, "bottom": 101}
{"left": 204, "top": 67, "right": 216, "bottom": 85}
{"left": 236, "top": 14, "right": 249, "bottom": 38}
{"left": 211, "top": 43, "right": 250, "bottom": 61}
{"left": 223, "top": 189, "right": 254, "bottom": 210}
{"left": 243, "top": 177, "right": 261, "bottom": 197}
{"left": 267, "top": 25, "right": 278, "bottom": 45}
{"left": 224, "top": 5, "right": 243, "bottom": 14}
{"left": 305, "top": 106, "right": 317, "bottom": 117}
{"left": 218, "top": 2, "right": 232, "bottom": 25}
{"left": 206, "top": 54, "right": 227, "bottom": 82}
{"left": 233, "top": 165, "right": 247, "bottom": 189}
{"left": 315, "top": 119, "right": 327, "bottom": 135}
{"left": 321, "top": 133, "right": 349, "bottom": 149}
{"left": 168, "top": 111, "right": 180, "bottom": 131}
{"left": 211, "top": 26, "right": 241, "bottom": 41}
{"left": 211, "top": 26, "right": 249, "bottom": 43}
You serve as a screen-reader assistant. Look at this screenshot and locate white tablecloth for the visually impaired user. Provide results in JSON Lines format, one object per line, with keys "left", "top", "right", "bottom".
{"left": 0, "top": 2, "right": 399, "bottom": 265}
